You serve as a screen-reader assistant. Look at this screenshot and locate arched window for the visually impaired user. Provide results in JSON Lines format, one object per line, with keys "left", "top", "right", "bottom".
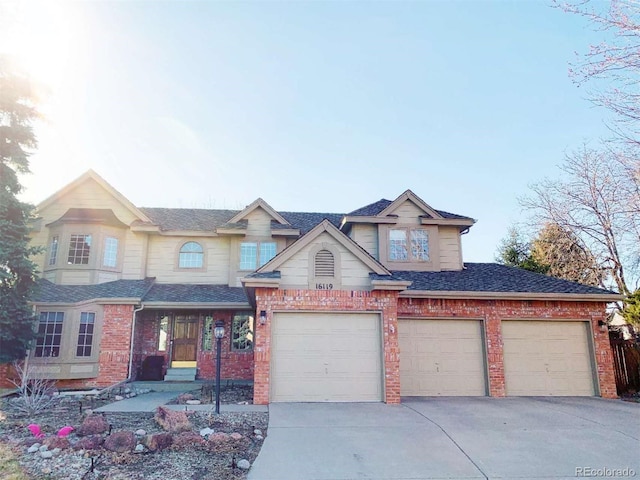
{"left": 314, "top": 249, "right": 335, "bottom": 277}
{"left": 179, "top": 242, "right": 203, "bottom": 268}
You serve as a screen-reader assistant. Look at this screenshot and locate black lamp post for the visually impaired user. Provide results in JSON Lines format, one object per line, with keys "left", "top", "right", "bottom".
{"left": 214, "top": 320, "right": 225, "bottom": 414}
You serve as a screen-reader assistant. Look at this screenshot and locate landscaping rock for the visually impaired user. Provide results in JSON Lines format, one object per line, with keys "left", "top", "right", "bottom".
{"left": 40, "top": 450, "right": 53, "bottom": 459}
{"left": 44, "top": 436, "right": 70, "bottom": 450}
{"left": 51, "top": 448, "right": 61, "bottom": 456}
{"left": 143, "top": 432, "right": 173, "bottom": 451}
{"left": 255, "top": 435, "right": 264, "bottom": 441}
{"left": 172, "top": 431, "right": 206, "bottom": 449}
{"left": 253, "top": 429, "right": 263, "bottom": 436}
{"left": 176, "top": 393, "right": 195, "bottom": 404}
{"left": 135, "top": 429, "right": 147, "bottom": 436}
{"left": 230, "top": 432, "right": 243, "bottom": 441}
{"left": 237, "top": 459, "right": 251, "bottom": 470}
{"left": 186, "top": 399, "right": 201, "bottom": 405}
{"left": 154, "top": 406, "right": 192, "bottom": 433}
{"left": 104, "top": 431, "right": 136, "bottom": 453}
{"left": 74, "top": 435, "right": 104, "bottom": 451}
{"left": 114, "top": 395, "right": 124, "bottom": 401}
{"left": 199, "top": 427, "right": 214, "bottom": 437}
{"left": 27, "top": 444, "right": 40, "bottom": 454}
{"left": 77, "top": 414, "right": 109, "bottom": 436}
{"left": 134, "top": 444, "right": 145, "bottom": 453}
{"left": 38, "top": 445, "right": 48, "bottom": 452}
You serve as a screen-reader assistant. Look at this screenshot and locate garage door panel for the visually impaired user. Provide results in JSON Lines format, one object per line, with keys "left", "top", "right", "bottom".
{"left": 271, "top": 313, "right": 382, "bottom": 402}
{"left": 399, "top": 319, "right": 487, "bottom": 396}
{"left": 503, "top": 321, "right": 594, "bottom": 396}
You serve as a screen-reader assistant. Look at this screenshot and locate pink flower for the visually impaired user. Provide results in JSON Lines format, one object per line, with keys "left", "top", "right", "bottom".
{"left": 57, "top": 426, "right": 74, "bottom": 437}
{"left": 27, "top": 424, "right": 44, "bottom": 439}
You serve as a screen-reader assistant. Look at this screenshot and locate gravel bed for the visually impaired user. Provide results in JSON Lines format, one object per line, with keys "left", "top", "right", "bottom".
{"left": 0, "top": 388, "right": 268, "bottom": 480}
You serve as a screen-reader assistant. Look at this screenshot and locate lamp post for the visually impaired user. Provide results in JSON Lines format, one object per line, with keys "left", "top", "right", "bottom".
{"left": 214, "top": 320, "right": 225, "bottom": 414}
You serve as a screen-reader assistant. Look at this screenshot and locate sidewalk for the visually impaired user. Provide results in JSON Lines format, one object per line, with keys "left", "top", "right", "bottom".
{"left": 94, "top": 391, "right": 267, "bottom": 413}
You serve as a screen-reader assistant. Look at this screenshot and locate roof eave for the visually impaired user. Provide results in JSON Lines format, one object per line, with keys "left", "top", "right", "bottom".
{"left": 141, "top": 302, "right": 250, "bottom": 309}
{"left": 30, "top": 297, "right": 143, "bottom": 307}
{"left": 241, "top": 277, "right": 281, "bottom": 289}
{"left": 399, "top": 290, "right": 623, "bottom": 302}
{"left": 420, "top": 218, "right": 476, "bottom": 227}
{"left": 371, "top": 280, "right": 412, "bottom": 291}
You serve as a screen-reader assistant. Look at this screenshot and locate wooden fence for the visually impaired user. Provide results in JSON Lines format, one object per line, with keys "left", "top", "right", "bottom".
{"left": 610, "top": 337, "right": 640, "bottom": 395}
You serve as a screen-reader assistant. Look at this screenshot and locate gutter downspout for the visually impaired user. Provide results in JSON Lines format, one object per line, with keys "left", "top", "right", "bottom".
{"left": 127, "top": 304, "right": 145, "bottom": 382}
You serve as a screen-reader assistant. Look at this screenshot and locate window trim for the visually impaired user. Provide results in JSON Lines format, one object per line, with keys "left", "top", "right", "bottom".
{"left": 48, "top": 236, "right": 59, "bottom": 266}
{"left": 387, "top": 227, "right": 431, "bottom": 263}
{"left": 238, "top": 241, "right": 277, "bottom": 271}
{"left": 102, "top": 237, "right": 119, "bottom": 268}
{"left": 177, "top": 241, "right": 205, "bottom": 269}
{"left": 379, "top": 224, "right": 440, "bottom": 271}
{"left": 67, "top": 233, "right": 92, "bottom": 265}
{"left": 35, "top": 311, "right": 65, "bottom": 358}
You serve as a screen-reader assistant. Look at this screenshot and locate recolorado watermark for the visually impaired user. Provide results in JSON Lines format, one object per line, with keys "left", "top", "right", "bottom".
{"left": 576, "top": 467, "right": 636, "bottom": 477}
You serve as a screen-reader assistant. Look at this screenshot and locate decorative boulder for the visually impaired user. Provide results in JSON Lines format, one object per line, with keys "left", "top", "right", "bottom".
{"left": 154, "top": 406, "right": 192, "bottom": 433}
{"left": 76, "top": 414, "right": 109, "bottom": 436}
{"left": 142, "top": 433, "right": 173, "bottom": 451}
{"left": 73, "top": 435, "right": 104, "bottom": 451}
{"left": 172, "top": 432, "right": 206, "bottom": 449}
{"left": 104, "top": 431, "right": 136, "bottom": 453}
{"left": 176, "top": 393, "right": 195, "bottom": 404}
{"left": 43, "top": 436, "right": 70, "bottom": 450}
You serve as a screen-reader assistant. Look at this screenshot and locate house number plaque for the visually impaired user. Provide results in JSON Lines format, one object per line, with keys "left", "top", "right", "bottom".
{"left": 315, "top": 283, "right": 334, "bottom": 290}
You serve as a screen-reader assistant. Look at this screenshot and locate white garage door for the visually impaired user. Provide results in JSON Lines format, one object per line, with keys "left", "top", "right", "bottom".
{"left": 398, "top": 319, "right": 487, "bottom": 396}
{"left": 502, "top": 321, "right": 595, "bottom": 396}
{"left": 271, "top": 312, "right": 383, "bottom": 402}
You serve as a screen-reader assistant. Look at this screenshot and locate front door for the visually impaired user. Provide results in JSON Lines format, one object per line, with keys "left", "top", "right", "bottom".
{"left": 172, "top": 314, "right": 199, "bottom": 363}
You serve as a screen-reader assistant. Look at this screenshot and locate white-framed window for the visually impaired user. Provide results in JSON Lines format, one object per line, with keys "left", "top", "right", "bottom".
{"left": 76, "top": 312, "right": 95, "bottom": 357}
{"left": 240, "top": 241, "right": 277, "bottom": 270}
{"left": 68, "top": 234, "right": 92, "bottom": 265}
{"left": 48, "top": 236, "right": 59, "bottom": 266}
{"left": 35, "top": 312, "right": 64, "bottom": 357}
{"left": 103, "top": 237, "right": 119, "bottom": 267}
{"left": 179, "top": 241, "right": 204, "bottom": 268}
{"left": 389, "top": 228, "right": 430, "bottom": 262}
{"left": 231, "top": 313, "right": 254, "bottom": 351}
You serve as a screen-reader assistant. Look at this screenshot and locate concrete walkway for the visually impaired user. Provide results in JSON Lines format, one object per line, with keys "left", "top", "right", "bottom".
{"left": 248, "top": 398, "right": 640, "bottom": 480}
{"left": 94, "top": 391, "right": 266, "bottom": 413}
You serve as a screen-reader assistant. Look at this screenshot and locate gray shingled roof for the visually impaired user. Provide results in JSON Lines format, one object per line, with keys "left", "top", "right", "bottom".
{"left": 139, "top": 207, "right": 342, "bottom": 234}
{"left": 347, "top": 199, "right": 472, "bottom": 220}
{"left": 371, "top": 263, "right": 618, "bottom": 296}
{"left": 143, "top": 284, "right": 248, "bottom": 304}
{"left": 33, "top": 278, "right": 155, "bottom": 303}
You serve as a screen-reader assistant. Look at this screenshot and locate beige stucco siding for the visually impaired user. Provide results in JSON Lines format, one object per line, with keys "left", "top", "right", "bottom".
{"left": 392, "top": 200, "right": 424, "bottom": 224}
{"left": 145, "top": 235, "right": 230, "bottom": 283}
{"left": 438, "top": 226, "right": 462, "bottom": 271}
{"left": 278, "top": 232, "right": 372, "bottom": 290}
{"left": 246, "top": 208, "right": 274, "bottom": 237}
{"left": 350, "top": 224, "right": 379, "bottom": 260}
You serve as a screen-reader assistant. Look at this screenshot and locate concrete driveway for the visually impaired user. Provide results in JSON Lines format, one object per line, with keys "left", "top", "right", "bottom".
{"left": 248, "top": 397, "right": 640, "bottom": 480}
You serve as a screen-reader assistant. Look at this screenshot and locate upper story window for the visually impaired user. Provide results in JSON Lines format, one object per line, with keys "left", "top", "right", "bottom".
{"left": 240, "top": 241, "right": 277, "bottom": 270}
{"left": 103, "top": 237, "right": 119, "bottom": 268}
{"left": 389, "top": 228, "right": 429, "bottom": 262}
{"left": 76, "top": 312, "right": 95, "bottom": 357}
{"left": 231, "top": 313, "right": 254, "bottom": 351}
{"left": 68, "top": 234, "right": 91, "bottom": 265}
{"left": 315, "top": 249, "right": 335, "bottom": 276}
{"left": 48, "top": 236, "right": 59, "bottom": 266}
{"left": 179, "top": 241, "right": 204, "bottom": 268}
{"left": 35, "top": 312, "right": 64, "bottom": 357}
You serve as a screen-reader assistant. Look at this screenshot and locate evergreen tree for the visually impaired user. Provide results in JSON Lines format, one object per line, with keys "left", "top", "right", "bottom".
{"left": 0, "top": 56, "right": 40, "bottom": 362}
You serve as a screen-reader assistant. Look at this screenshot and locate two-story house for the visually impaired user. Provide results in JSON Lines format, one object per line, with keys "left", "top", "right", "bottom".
{"left": 1, "top": 170, "right": 620, "bottom": 403}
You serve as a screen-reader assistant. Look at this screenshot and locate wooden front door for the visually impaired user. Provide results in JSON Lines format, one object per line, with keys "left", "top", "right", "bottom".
{"left": 172, "top": 314, "right": 199, "bottom": 362}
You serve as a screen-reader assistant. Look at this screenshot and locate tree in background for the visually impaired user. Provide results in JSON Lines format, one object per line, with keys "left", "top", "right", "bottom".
{"left": 495, "top": 227, "right": 549, "bottom": 274}
{"left": 557, "top": 0, "right": 640, "bottom": 145}
{"left": 623, "top": 289, "right": 640, "bottom": 326}
{"left": 521, "top": 145, "right": 638, "bottom": 296}
{"left": 530, "top": 223, "right": 605, "bottom": 287}
{"left": 0, "top": 56, "right": 40, "bottom": 362}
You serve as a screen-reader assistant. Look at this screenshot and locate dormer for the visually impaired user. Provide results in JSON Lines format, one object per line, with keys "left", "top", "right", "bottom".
{"left": 224, "top": 198, "right": 299, "bottom": 287}
{"left": 341, "top": 190, "right": 475, "bottom": 272}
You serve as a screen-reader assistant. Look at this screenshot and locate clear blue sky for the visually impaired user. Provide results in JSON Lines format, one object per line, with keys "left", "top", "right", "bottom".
{"left": 5, "top": 1, "right": 611, "bottom": 262}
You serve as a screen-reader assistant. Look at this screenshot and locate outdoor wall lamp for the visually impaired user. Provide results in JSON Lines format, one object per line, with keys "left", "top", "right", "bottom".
{"left": 598, "top": 320, "right": 608, "bottom": 333}
{"left": 214, "top": 320, "right": 225, "bottom": 414}
{"left": 259, "top": 310, "right": 267, "bottom": 325}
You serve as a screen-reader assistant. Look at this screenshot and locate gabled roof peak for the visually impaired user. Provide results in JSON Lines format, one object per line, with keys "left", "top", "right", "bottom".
{"left": 228, "top": 197, "right": 290, "bottom": 225}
